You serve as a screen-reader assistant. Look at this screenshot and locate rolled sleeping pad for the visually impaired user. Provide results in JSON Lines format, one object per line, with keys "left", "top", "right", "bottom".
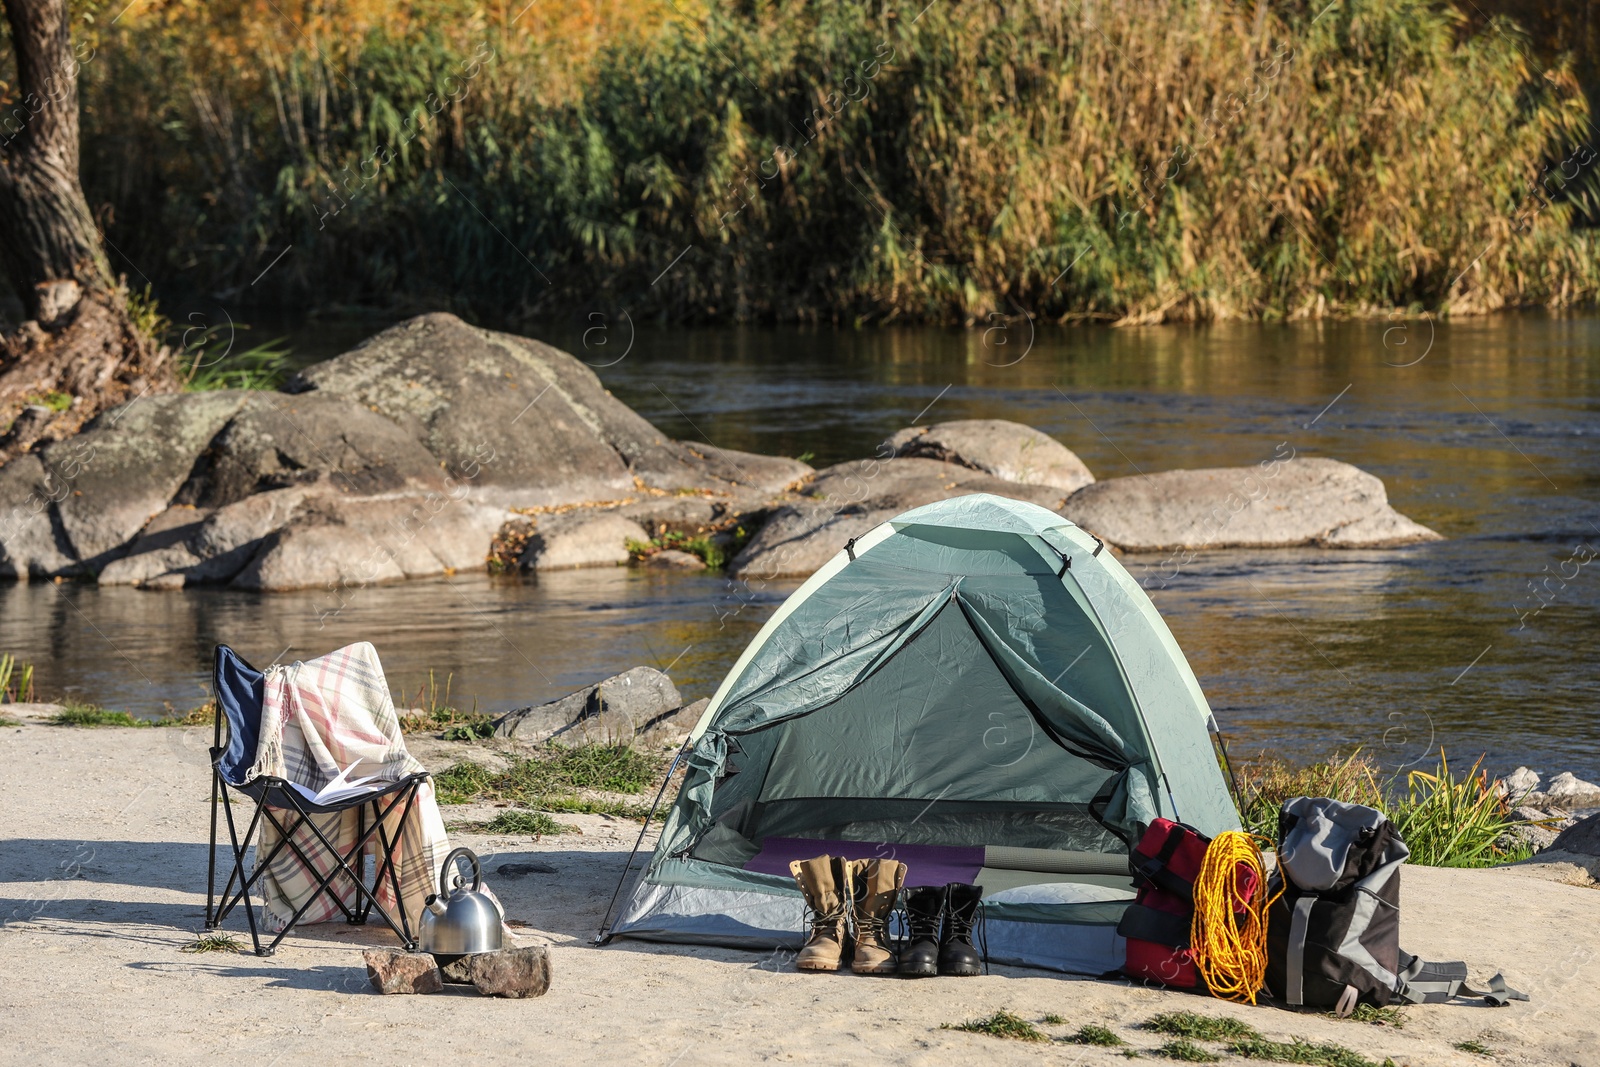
{"left": 982, "top": 845, "right": 1130, "bottom": 876}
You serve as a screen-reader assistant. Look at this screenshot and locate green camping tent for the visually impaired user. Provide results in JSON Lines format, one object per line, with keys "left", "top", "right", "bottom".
{"left": 603, "top": 493, "right": 1239, "bottom": 975}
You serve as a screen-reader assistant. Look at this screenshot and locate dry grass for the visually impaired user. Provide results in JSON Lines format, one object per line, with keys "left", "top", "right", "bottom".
{"left": 68, "top": 0, "right": 1600, "bottom": 323}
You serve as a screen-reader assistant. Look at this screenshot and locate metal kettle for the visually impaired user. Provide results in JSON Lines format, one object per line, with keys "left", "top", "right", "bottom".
{"left": 419, "top": 847, "right": 503, "bottom": 957}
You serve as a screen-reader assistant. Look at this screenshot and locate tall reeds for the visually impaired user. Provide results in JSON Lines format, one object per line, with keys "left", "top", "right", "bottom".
{"left": 63, "top": 0, "right": 1600, "bottom": 323}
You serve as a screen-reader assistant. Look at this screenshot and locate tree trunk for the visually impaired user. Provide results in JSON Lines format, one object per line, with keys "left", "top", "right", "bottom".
{"left": 0, "top": 0, "right": 174, "bottom": 463}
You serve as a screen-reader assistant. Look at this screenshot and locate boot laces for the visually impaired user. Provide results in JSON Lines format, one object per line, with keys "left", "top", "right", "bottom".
{"left": 907, "top": 908, "right": 941, "bottom": 942}
{"left": 803, "top": 901, "right": 847, "bottom": 942}
{"left": 946, "top": 898, "right": 990, "bottom": 975}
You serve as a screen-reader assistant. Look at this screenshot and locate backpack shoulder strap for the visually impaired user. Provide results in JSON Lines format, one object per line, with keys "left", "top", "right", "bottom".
{"left": 1396, "top": 951, "right": 1529, "bottom": 1007}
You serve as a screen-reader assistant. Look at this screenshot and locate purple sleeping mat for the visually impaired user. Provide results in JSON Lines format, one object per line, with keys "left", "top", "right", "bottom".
{"left": 745, "top": 836, "right": 985, "bottom": 888}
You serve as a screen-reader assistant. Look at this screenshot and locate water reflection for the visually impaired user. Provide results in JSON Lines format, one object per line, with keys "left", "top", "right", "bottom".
{"left": 2, "top": 314, "right": 1596, "bottom": 778}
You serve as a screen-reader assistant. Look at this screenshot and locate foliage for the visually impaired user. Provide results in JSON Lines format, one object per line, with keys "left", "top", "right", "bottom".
{"left": 1238, "top": 751, "right": 1384, "bottom": 839}
{"left": 61, "top": 0, "right": 1600, "bottom": 323}
{"left": 50, "top": 704, "right": 143, "bottom": 727}
{"left": 1068, "top": 1024, "right": 1129, "bottom": 1047}
{"left": 1236, "top": 750, "right": 1527, "bottom": 868}
{"left": 1388, "top": 754, "right": 1530, "bottom": 868}
{"left": 479, "top": 808, "right": 577, "bottom": 835}
{"left": 21, "top": 392, "right": 73, "bottom": 412}
{"left": 941, "top": 1010, "right": 1048, "bottom": 1042}
{"left": 398, "top": 671, "right": 494, "bottom": 739}
{"left": 432, "top": 744, "right": 668, "bottom": 814}
{"left": 1454, "top": 1040, "right": 1495, "bottom": 1056}
{"left": 180, "top": 932, "right": 244, "bottom": 953}
{"left": 1343, "top": 1004, "right": 1405, "bottom": 1029}
{"left": 1157, "top": 1040, "right": 1223, "bottom": 1063}
{"left": 0, "top": 716, "right": 19, "bottom": 727}
{"left": 1146, "top": 1013, "right": 1262, "bottom": 1042}
{"left": 0, "top": 654, "right": 36, "bottom": 704}
{"left": 627, "top": 530, "right": 727, "bottom": 569}
{"left": 1227, "top": 1037, "right": 1383, "bottom": 1067}
{"left": 155, "top": 700, "right": 217, "bottom": 726}
{"left": 180, "top": 337, "right": 292, "bottom": 392}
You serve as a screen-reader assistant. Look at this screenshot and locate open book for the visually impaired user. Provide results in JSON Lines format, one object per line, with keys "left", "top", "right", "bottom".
{"left": 287, "top": 760, "right": 382, "bottom": 805}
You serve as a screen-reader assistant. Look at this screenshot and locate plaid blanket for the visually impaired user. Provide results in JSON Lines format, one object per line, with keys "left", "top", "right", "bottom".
{"left": 249, "top": 642, "right": 457, "bottom": 932}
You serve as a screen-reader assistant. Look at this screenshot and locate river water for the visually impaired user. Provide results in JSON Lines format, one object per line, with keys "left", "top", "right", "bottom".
{"left": 2, "top": 314, "right": 1596, "bottom": 779}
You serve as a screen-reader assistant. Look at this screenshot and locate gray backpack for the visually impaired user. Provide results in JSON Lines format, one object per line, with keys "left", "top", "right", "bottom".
{"left": 1265, "top": 797, "right": 1526, "bottom": 1013}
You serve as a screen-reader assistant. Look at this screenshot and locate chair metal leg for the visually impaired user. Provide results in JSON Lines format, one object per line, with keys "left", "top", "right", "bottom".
{"left": 205, "top": 768, "right": 222, "bottom": 929}
{"left": 207, "top": 776, "right": 430, "bottom": 957}
{"left": 218, "top": 784, "right": 266, "bottom": 956}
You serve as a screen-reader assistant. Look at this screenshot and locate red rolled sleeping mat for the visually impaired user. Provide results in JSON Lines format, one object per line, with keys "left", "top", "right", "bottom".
{"left": 1116, "top": 817, "right": 1258, "bottom": 989}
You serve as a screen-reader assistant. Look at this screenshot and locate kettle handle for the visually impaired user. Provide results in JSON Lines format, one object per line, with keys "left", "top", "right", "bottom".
{"left": 439, "top": 846, "right": 482, "bottom": 897}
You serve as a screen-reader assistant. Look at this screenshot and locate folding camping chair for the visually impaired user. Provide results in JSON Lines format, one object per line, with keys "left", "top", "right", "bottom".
{"left": 203, "top": 645, "right": 430, "bottom": 956}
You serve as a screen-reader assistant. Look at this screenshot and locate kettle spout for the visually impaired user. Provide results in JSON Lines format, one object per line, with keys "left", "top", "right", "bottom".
{"left": 423, "top": 893, "right": 446, "bottom": 917}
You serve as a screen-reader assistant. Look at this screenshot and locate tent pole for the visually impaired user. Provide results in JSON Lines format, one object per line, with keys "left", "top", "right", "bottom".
{"left": 1210, "top": 716, "right": 1248, "bottom": 821}
{"left": 594, "top": 742, "right": 687, "bottom": 945}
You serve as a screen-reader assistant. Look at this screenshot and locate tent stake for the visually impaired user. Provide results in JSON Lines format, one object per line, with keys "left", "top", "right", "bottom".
{"left": 594, "top": 743, "right": 687, "bottom": 945}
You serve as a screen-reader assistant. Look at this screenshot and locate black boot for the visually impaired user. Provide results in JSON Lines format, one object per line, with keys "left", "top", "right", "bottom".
{"left": 897, "top": 885, "right": 944, "bottom": 978}
{"left": 938, "top": 883, "right": 983, "bottom": 977}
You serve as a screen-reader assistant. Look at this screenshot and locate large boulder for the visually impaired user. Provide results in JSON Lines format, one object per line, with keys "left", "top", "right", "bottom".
{"left": 173, "top": 392, "right": 446, "bottom": 508}
{"left": 727, "top": 455, "right": 1064, "bottom": 579}
{"left": 882, "top": 420, "right": 1094, "bottom": 492}
{"left": 0, "top": 392, "right": 247, "bottom": 577}
{"left": 231, "top": 495, "right": 508, "bottom": 592}
{"left": 493, "top": 666, "right": 682, "bottom": 742}
{"left": 285, "top": 313, "right": 810, "bottom": 505}
{"left": 727, "top": 503, "right": 890, "bottom": 581}
{"left": 1060, "top": 457, "right": 1441, "bottom": 552}
{"left": 516, "top": 512, "right": 649, "bottom": 572}
{"left": 102, "top": 488, "right": 506, "bottom": 592}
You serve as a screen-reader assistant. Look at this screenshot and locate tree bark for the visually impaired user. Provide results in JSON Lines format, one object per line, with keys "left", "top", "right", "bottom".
{"left": 0, "top": 0, "right": 174, "bottom": 463}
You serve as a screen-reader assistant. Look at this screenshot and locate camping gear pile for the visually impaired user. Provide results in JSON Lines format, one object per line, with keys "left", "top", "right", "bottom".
{"left": 1125, "top": 798, "right": 1526, "bottom": 1011}
{"left": 588, "top": 493, "right": 1525, "bottom": 1011}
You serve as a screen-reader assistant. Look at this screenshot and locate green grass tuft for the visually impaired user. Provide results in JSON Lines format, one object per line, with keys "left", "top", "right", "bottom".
{"left": 433, "top": 761, "right": 500, "bottom": 805}
{"left": 1236, "top": 749, "right": 1532, "bottom": 868}
{"left": 51, "top": 704, "right": 144, "bottom": 727}
{"left": 479, "top": 809, "right": 578, "bottom": 836}
{"left": 1454, "top": 1040, "right": 1495, "bottom": 1056}
{"left": 1343, "top": 1004, "right": 1405, "bottom": 1029}
{"left": 1068, "top": 1024, "right": 1129, "bottom": 1047}
{"left": 432, "top": 745, "right": 668, "bottom": 815}
{"left": 0, "top": 715, "right": 19, "bottom": 727}
{"left": 1040, "top": 1013, "right": 1066, "bottom": 1026}
{"left": 180, "top": 336, "right": 291, "bottom": 392}
{"left": 398, "top": 670, "right": 495, "bottom": 739}
{"left": 942, "top": 1010, "right": 1048, "bottom": 1042}
{"left": 181, "top": 932, "right": 244, "bottom": 954}
{"left": 1146, "top": 1012, "right": 1261, "bottom": 1042}
{"left": 1157, "top": 1039, "right": 1223, "bottom": 1062}
{"left": 627, "top": 530, "right": 728, "bottom": 570}
{"left": 0, "top": 653, "right": 36, "bottom": 704}
{"left": 1227, "top": 1036, "right": 1380, "bottom": 1067}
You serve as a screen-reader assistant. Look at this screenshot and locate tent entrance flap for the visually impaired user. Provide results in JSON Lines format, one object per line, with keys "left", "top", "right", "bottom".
{"left": 692, "top": 600, "right": 1152, "bottom": 859}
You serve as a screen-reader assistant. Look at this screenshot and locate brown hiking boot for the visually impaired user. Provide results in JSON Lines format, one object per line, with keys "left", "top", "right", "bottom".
{"left": 790, "top": 855, "right": 850, "bottom": 971}
{"left": 848, "top": 858, "right": 906, "bottom": 975}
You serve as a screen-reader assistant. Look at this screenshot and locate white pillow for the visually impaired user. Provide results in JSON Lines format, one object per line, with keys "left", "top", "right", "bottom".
{"left": 985, "top": 882, "right": 1135, "bottom": 906}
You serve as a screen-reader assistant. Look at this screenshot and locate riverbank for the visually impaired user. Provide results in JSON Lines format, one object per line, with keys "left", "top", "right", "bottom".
{"left": 2, "top": 721, "right": 1596, "bottom": 1066}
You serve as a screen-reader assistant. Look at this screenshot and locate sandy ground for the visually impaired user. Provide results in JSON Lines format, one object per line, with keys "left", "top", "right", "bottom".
{"left": 2, "top": 721, "right": 1597, "bottom": 1067}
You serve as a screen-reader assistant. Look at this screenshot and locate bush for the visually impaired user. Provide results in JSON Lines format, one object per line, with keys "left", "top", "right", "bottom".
{"left": 1236, "top": 750, "right": 1529, "bottom": 868}
{"left": 75, "top": 0, "right": 1600, "bottom": 324}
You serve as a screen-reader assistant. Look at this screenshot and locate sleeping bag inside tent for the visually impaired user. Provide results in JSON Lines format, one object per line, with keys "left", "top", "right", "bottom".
{"left": 603, "top": 494, "right": 1239, "bottom": 975}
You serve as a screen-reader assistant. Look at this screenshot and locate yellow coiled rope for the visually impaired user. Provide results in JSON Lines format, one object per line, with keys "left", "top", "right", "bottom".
{"left": 1190, "top": 830, "right": 1283, "bottom": 1004}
